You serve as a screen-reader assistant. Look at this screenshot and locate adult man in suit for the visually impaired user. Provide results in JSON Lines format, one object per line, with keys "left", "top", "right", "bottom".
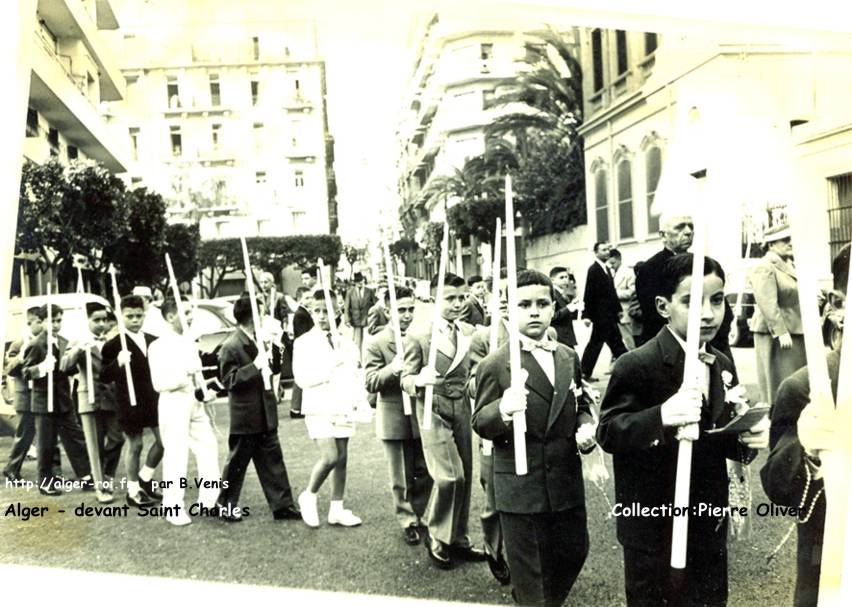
{"left": 288, "top": 286, "right": 315, "bottom": 419}
{"left": 760, "top": 243, "right": 849, "bottom": 607}
{"left": 580, "top": 242, "right": 627, "bottom": 379}
{"left": 215, "top": 295, "right": 300, "bottom": 522}
{"left": 61, "top": 301, "right": 124, "bottom": 504}
{"left": 402, "top": 273, "right": 487, "bottom": 570}
{"left": 364, "top": 286, "right": 432, "bottom": 545}
{"left": 473, "top": 269, "right": 597, "bottom": 606}
{"left": 22, "top": 304, "right": 93, "bottom": 496}
{"left": 366, "top": 288, "right": 390, "bottom": 336}
{"left": 460, "top": 275, "right": 488, "bottom": 327}
{"left": 344, "top": 272, "right": 377, "bottom": 357}
{"left": 549, "top": 266, "right": 579, "bottom": 348}
{"left": 100, "top": 294, "right": 163, "bottom": 507}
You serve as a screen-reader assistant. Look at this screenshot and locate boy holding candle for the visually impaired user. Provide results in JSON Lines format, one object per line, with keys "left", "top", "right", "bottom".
{"left": 597, "top": 254, "right": 768, "bottom": 606}
{"left": 472, "top": 270, "right": 597, "bottom": 605}
{"left": 401, "top": 273, "right": 486, "bottom": 570}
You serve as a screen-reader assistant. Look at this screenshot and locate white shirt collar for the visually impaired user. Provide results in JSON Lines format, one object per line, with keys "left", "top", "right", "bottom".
{"left": 666, "top": 326, "right": 707, "bottom": 354}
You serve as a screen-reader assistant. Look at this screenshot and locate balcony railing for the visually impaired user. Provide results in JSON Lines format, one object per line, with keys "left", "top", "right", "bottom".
{"left": 36, "top": 28, "right": 91, "bottom": 102}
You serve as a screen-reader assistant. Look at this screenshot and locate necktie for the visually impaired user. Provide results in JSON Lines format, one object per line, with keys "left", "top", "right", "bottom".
{"left": 327, "top": 331, "right": 335, "bottom": 349}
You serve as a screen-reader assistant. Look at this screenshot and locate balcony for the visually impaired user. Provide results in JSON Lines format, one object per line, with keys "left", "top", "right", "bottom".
{"left": 283, "top": 94, "right": 314, "bottom": 112}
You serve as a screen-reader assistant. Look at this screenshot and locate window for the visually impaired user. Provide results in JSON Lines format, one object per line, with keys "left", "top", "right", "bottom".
{"left": 252, "top": 36, "right": 260, "bottom": 60}
{"left": 48, "top": 127, "right": 59, "bottom": 156}
{"left": 209, "top": 73, "right": 220, "bottom": 106}
{"left": 67, "top": 145, "right": 78, "bottom": 160}
{"left": 211, "top": 123, "right": 221, "bottom": 149}
{"left": 170, "top": 125, "right": 182, "bottom": 157}
{"left": 129, "top": 127, "right": 139, "bottom": 161}
{"left": 290, "top": 119, "right": 301, "bottom": 147}
{"left": 617, "top": 159, "right": 634, "bottom": 239}
{"left": 167, "top": 77, "right": 180, "bottom": 108}
{"left": 591, "top": 29, "right": 604, "bottom": 93}
{"left": 26, "top": 108, "right": 38, "bottom": 137}
{"left": 250, "top": 80, "right": 259, "bottom": 105}
{"left": 130, "top": 177, "right": 142, "bottom": 186}
{"left": 294, "top": 77, "right": 301, "bottom": 99}
{"left": 615, "top": 30, "right": 628, "bottom": 76}
{"left": 255, "top": 171, "right": 267, "bottom": 184}
{"left": 294, "top": 169, "right": 305, "bottom": 188}
{"left": 644, "top": 33, "right": 658, "bottom": 56}
{"left": 480, "top": 43, "right": 493, "bottom": 73}
{"left": 645, "top": 146, "right": 662, "bottom": 234}
{"left": 594, "top": 170, "right": 609, "bottom": 241}
{"left": 828, "top": 172, "right": 852, "bottom": 260}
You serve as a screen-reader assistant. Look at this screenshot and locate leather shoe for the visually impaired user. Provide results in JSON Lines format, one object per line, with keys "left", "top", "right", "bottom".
{"left": 126, "top": 492, "right": 157, "bottom": 508}
{"left": 139, "top": 479, "right": 163, "bottom": 501}
{"left": 39, "top": 482, "right": 61, "bottom": 496}
{"left": 3, "top": 470, "right": 22, "bottom": 483}
{"left": 79, "top": 476, "right": 96, "bottom": 492}
{"left": 451, "top": 545, "right": 488, "bottom": 563}
{"left": 289, "top": 410, "right": 305, "bottom": 419}
{"left": 403, "top": 525, "right": 421, "bottom": 546}
{"left": 217, "top": 503, "right": 244, "bottom": 522}
{"left": 487, "top": 553, "right": 511, "bottom": 585}
{"left": 426, "top": 538, "right": 453, "bottom": 570}
{"left": 272, "top": 505, "right": 302, "bottom": 520}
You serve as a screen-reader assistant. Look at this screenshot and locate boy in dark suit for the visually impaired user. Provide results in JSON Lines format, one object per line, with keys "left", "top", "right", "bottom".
{"left": 22, "top": 304, "right": 93, "bottom": 496}
{"left": 401, "top": 273, "right": 487, "bottom": 570}
{"left": 364, "top": 286, "right": 432, "bottom": 545}
{"left": 473, "top": 270, "right": 596, "bottom": 606}
{"left": 215, "top": 296, "right": 299, "bottom": 522}
{"left": 597, "top": 254, "right": 769, "bottom": 606}
{"left": 461, "top": 275, "right": 488, "bottom": 327}
{"left": 100, "top": 295, "right": 163, "bottom": 507}
{"left": 760, "top": 243, "right": 849, "bottom": 607}
{"left": 549, "top": 266, "right": 578, "bottom": 348}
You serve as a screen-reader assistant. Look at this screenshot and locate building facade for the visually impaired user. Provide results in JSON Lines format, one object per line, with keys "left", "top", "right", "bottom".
{"left": 110, "top": 7, "right": 338, "bottom": 240}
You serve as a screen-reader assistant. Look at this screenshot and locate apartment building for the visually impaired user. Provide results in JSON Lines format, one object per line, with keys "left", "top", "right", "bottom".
{"left": 111, "top": 5, "right": 338, "bottom": 240}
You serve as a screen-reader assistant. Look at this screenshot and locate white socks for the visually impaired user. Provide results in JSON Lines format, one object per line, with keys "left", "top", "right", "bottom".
{"left": 139, "top": 466, "right": 155, "bottom": 482}
{"left": 127, "top": 480, "right": 140, "bottom": 495}
{"left": 329, "top": 500, "right": 344, "bottom": 516}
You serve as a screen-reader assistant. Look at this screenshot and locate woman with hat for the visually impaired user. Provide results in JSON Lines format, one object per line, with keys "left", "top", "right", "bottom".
{"left": 748, "top": 223, "right": 806, "bottom": 408}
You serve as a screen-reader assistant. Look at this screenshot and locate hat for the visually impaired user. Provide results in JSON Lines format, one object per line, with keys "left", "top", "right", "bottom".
{"left": 763, "top": 223, "right": 791, "bottom": 243}
{"left": 353, "top": 272, "right": 365, "bottom": 282}
{"left": 132, "top": 286, "right": 153, "bottom": 298}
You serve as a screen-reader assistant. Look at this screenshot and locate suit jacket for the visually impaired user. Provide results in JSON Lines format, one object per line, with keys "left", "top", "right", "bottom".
{"left": 293, "top": 326, "right": 361, "bottom": 417}
{"left": 60, "top": 337, "right": 117, "bottom": 412}
{"left": 582, "top": 261, "right": 621, "bottom": 324}
{"left": 473, "top": 342, "right": 593, "bottom": 513}
{"left": 748, "top": 251, "right": 803, "bottom": 336}
{"left": 551, "top": 288, "right": 578, "bottom": 347}
{"left": 22, "top": 333, "right": 73, "bottom": 414}
{"left": 460, "top": 296, "right": 487, "bottom": 327}
{"left": 344, "top": 286, "right": 377, "bottom": 328}
{"left": 635, "top": 247, "right": 675, "bottom": 344}
{"left": 364, "top": 325, "right": 420, "bottom": 440}
{"left": 100, "top": 332, "right": 159, "bottom": 411}
{"left": 401, "top": 319, "right": 476, "bottom": 421}
{"left": 293, "top": 305, "right": 314, "bottom": 339}
{"left": 5, "top": 338, "right": 32, "bottom": 413}
{"left": 218, "top": 328, "right": 281, "bottom": 435}
{"left": 596, "top": 328, "right": 756, "bottom": 550}
{"left": 366, "top": 302, "right": 389, "bottom": 336}
{"left": 760, "top": 352, "right": 837, "bottom": 607}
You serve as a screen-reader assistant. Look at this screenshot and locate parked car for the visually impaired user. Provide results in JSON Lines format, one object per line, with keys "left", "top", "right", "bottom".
{"left": 725, "top": 290, "right": 755, "bottom": 347}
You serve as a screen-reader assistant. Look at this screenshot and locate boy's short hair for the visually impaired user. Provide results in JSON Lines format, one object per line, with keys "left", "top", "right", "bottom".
{"left": 833, "top": 243, "right": 850, "bottom": 293}
{"left": 549, "top": 266, "right": 567, "bottom": 278}
{"left": 431, "top": 273, "right": 466, "bottom": 289}
{"left": 34, "top": 304, "right": 63, "bottom": 320}
{"left": 313, "top": 288, "right": 338, "bottom": 301}
{"left": 232, "top": 296, "right": 253, "bottom": 325}
{"left": 295, "top": 286, "right": 310, "bottom": 299}
{"left": 385, "top": 285, "right": 414, "bottom": 303}
{"left": 658, "top": 254, "right": 726, "bottom": 300}
{"left": 121, "top": 295, "right": 146, "bottom": 311}
{"left": 26, "top": 306, "right": 42, "bottom": 318}
{"left": 106, "top": 309, "right": 116, "bottom": 322}
{"left": 609, "top": 248, "right": 622, "bottom": 260}
{"left": 517, "top": 269, "right": 554, "bottom": 298}
{"left": 467, "top": 275, "right": 484, "bottom": 287}
{"left": 85, "top": 302, "right": 107, "bottom": 317}
{"left": 160, "top": 297, "right": 183, "bottom": 318}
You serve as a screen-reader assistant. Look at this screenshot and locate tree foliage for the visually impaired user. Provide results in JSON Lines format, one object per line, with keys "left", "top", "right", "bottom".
{"left": 421, "top": 222, "right": 446, "bottom": 260}
{"left": 111, "top": 187, "right": 168, "bottom": 292}
{"left": 388, "top": 237, "right": 419, "bottom": 264}
{"left": 164, "top": 222, "right": 201, "bottom": 287}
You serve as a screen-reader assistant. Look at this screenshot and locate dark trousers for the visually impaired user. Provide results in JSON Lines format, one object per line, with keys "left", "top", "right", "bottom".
{"left": 500, "top": 506, "right": 589, "bottom": 607}
{"left": 217, "top": 430, "right": 295, "bottom": 513}
{"left": 623, "top": 545, "right": 728, "bottom": 607}
{"left": 479, "top": 450, "right": 503, "bottom": 559}
{"left": 94, "top": 410, "right": 125, "bottom": 478}
{"left": 580, "top": 318, "right": 627, "bottom": 377}
{"left": 290, "top": 384, "right": 303, "bottom": 414}
{"left": 4, "top": 411, "right": 62, "bottom": 478}
{"left": 795, "top": 522, "right": 823, "bottom": 607}
{"left": 34, "top": 410, "right": 91, "bottom": 483}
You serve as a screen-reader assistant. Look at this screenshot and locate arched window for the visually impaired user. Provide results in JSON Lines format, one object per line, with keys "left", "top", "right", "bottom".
{"left": 594, "top": 169, "right": 609, "bottom": 242}
{"left": 617, "top": 159, "right": 634, "bottom": 239}
{"left": 646, "top": 146, "right": 662, "bottom": 234}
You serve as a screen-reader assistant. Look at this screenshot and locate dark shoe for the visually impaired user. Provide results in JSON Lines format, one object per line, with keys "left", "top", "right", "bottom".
{"left": 451, "top": 544, "right": 488, "bottom": 563}
{"left": 289, "top": 410, "right": 305, "bottom": 419}
{"left": 272, "top": 504, "right": 302, "bottom": 520}
{"left": 126, "top": 492, "right": 157, "bottom": 508}
{"left": 39, "top": 480, "right": 61, "bottom": 496}
{"left": 404, "top": 525, "right": 421, "bottom": 546}
{"left": 487, "top": 553, "right": 511, "bottom": 585}
{"left": 103, "top": 476, "right": 115, "bottom": 494}
{"left": 583, "top": 375, "right": 598, "bottom": 382}
{"left": 426, "top": 538, "right": 453, "bottom": 570}
{"left": 139, "top": 479, "right": 163, "bottom": 501}
{"left": 3, "top": 470, "right": 22, "bottom": 483}
{"left": 79, "top": 476, "right": 96, "bottom": 492}
{"left": 217, "top": 502, "right": 243, "bottom": 523}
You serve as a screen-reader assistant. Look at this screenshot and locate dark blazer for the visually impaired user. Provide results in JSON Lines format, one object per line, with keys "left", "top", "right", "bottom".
{"left": 5, "top": 338, "right": 31, "bottom": 413}
{"left": 364, "top": 325, "right": 420, "bottom": 440}
{"left": 293, "top": 305, "right": 314, "bottom": 339}
{"left": 551, "top": 288, "right": 578, "bottom": 347}
{"left": 366, "top": 302, "right": 389, "bottom": 336}
{"left": 100, "top": 333, "right": 159, "bottom": 411}
{"left": 761, "top": 352, "right": 838, "bottom": 607}
{"left": 218, "top": 328, "right": 281, "bottom": 435}
{"left": 61, "top": 339, "right": 117, "bottom": 413}
{"left": 344, "top": 285, "right": 377, "bottom": 328}
{"left": 473, "top": 342, "right": 594, "bottom": 513}
{"left": 635, "top": 247, "right": 674, "bottom": 344}
{"left": 22, "top": 333, "right": 73, "bottom": 414}
{"left": 582, "top": 261, "right": 621, "bottom": 324}
{"left": 460, "top": 296, "right": 487, "bottom": 327}
{"left": 596, "top": 328, "right": 756, "bottom": 550}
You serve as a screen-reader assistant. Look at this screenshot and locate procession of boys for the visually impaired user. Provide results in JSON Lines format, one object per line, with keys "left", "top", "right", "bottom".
{"left": 2, "top": 209, "right": 850, "bottom": 607}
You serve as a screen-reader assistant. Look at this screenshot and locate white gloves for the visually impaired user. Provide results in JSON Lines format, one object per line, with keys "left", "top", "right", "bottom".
{"left": 390, "top": 354, "right": 403, "bottom": 375}
{"left": 413, "top": 366, "right": 439, "bottom": 387}
{"left": 117, "top": 350, "right": 132, "bottom": 368}
{"left": 499, "top": 369, "right": 529, "bottom": 422}
{"left": 661, "top": 387, "right": 702, "bottom": 428}
{"left": 36, "top": 354, "right": 56, "bottom": 378}
{"left": 575, "top": 423, "right": 597, "bottom": 451}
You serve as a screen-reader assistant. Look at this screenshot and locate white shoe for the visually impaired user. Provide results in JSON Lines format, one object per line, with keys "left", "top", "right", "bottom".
{"left": 328, "top": 509, "right": 362, "bottom": 527}
{"left": 166, "top": 510, "right": 193, "bottom": 527}
{"left": 95, "top": 490, "right": 114, "bottom": 504}
{"left": 298, "top": 491, "right": 320, "bottom": 528}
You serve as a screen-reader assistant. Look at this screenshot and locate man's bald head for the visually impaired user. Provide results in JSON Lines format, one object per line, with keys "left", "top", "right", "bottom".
{"left": 659, "top": 212, "right": 694, "bottom": 254}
